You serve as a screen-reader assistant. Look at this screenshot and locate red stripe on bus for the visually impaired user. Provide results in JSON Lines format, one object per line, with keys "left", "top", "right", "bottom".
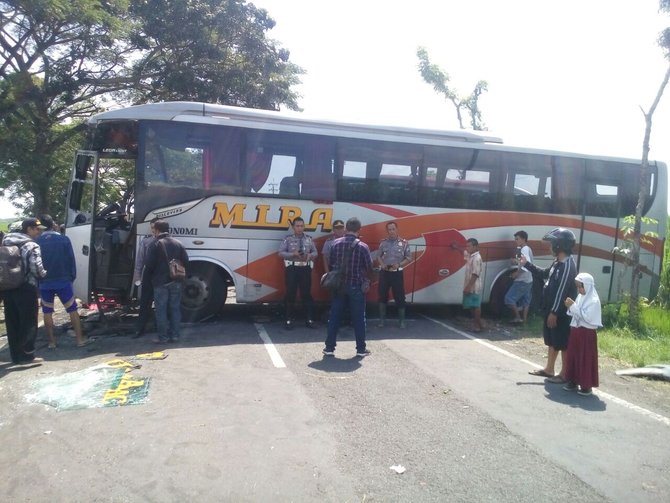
{"left": 240, "top": 211, "right": 661, "bottom": 302}
{"left": 353, "top": 203, "right": 416, "bottom": 218}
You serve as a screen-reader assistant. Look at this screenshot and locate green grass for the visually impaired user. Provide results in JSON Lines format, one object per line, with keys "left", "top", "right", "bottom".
{"left": 600, "top": 305, "right": 670, "bottom": 367}
{"left": 523, "top": 305, "right": 670, "bottom": 367}
{"left": 599, "top": 327, "right": 670, "bottom": 367}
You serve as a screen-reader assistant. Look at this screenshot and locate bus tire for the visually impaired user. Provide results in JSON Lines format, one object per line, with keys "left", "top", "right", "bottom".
{"left": 181, "top": 262, "right": 226, "bottom": 322}
{"left": 489, "top": 273, "right": 514, "bottom": 317}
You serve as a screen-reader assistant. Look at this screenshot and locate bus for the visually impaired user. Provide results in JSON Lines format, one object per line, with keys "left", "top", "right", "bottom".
{"left": 65, "top": 102, "right": 667, "bottom": 321}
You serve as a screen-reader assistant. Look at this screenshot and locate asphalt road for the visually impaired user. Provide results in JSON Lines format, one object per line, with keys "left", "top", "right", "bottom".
{"left": 0, "top": 306, "right": 668, "bottom": 502}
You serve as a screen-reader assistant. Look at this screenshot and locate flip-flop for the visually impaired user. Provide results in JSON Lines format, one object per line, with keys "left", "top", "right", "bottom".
{"left": 77, "top": 338, "right": 95, "bottom": 347}
{"left": 528, "top": 369, "right": 553, "bottom": 377}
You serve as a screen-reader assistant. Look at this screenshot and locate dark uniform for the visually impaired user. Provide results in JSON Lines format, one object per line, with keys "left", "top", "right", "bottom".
{"left": 375, "top": 235, "right": 411, "bottom": 327}
{"left": 525, "top": 256, "right": 578, "bottom": 351}
{"left": 278, "top": 232, "right": 318, "bottom": 328}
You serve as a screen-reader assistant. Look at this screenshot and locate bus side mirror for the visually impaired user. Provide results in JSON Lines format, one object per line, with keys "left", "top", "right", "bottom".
{"left": 75, "top": 155, "right": 92, "bottom": 179}
{"left": 69, "top": 181, "right": 83, "bottom": 210}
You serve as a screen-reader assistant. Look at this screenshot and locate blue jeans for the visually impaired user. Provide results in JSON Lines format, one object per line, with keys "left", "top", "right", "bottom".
{"left": 325, "top": 284, "right": 366, "bottom": 353}
{"left": 154, "top": 282, "right": 182, "bottom": 341}
{"left": 504, "top": 281, "right": 533, "bottom": 308}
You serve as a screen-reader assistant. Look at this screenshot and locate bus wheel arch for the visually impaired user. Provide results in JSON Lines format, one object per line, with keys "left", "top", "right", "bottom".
{"left": 181, "top": 261, "right": 232, "bottom": 322}
{"left": 488, "top": 269, "right": 515, "bottom": 316}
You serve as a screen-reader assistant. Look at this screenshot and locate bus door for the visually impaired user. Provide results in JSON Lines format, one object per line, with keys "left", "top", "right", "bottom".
{"left": 65, "top": 151, "right": 98, "bottom": 304}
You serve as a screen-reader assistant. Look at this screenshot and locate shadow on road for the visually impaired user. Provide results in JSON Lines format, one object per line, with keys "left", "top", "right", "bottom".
{"left": 542, "top": 382, "right": 607, "bottom": 411}
{"left": 308, "top": 356, "right": 362, "bottom": 373}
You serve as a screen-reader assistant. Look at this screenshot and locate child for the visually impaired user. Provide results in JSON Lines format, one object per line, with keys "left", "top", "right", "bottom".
{"left": 463, "top": 238, "right": 483, "bottom": 332}
{"left": 563, "top": 272, "right": 602, "bottom": 396}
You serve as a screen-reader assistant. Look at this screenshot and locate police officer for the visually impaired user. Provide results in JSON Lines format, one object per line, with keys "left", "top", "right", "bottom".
{"left": 322, "top": 219, "right": 346, "bottom": 273}
{"left": 375, "top": 221, "right": 411, "bottom": 328}
{"left": 278, "top": 217, "right": 318, "bottom": 329}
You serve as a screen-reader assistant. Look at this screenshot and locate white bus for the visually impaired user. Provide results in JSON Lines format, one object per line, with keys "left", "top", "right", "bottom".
{"left": 65, "top": 102, "right": 667, "bottom": 321}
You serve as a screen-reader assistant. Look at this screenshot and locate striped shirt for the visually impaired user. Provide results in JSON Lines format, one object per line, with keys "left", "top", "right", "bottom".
{"left": 328, "top": 234, "right": 372, "bottom": 287}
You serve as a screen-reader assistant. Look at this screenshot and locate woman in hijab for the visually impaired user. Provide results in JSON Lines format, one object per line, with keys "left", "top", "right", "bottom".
{"left": 563, "top": 272, "right": 602, "bottom": 396}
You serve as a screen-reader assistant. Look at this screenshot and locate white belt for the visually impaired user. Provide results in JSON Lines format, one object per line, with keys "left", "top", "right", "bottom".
{"left": 285, "top": 260, "right": 312, "bottom": 267}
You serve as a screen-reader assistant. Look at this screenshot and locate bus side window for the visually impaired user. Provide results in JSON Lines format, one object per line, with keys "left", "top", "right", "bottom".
{"left": 301, "top": 136, "right": 335, "bottom": 200}
{"left": 254, "top": 153, "right": 298, "bottom": 196}
{"left": 205, "top": 128, "right": 243, "bottom": 193}
{"left": 500, "top": 152, "right": 552, "bottom": 213}
{"left": 552, "top": 157, "right": 585, "bottom": 215}
{"left": 279, "top": 176, "right": 301, "bottom": 196}
{"left": 509, "top": 172, "right": 552, "bottom": 212}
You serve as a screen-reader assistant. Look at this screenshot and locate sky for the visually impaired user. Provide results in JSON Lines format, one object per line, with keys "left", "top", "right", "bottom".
{"left": 1, "top": 0, "right": 668, "bottom": 218}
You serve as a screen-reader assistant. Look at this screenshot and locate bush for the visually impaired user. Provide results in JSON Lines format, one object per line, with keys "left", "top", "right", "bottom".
{"left": 602, "top": 303, "right": 623, "bottom": 328}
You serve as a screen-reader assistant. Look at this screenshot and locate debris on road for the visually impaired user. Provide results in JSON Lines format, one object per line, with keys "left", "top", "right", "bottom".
{"left": 616, "top": 364, "right": 670, "bottom": 381}
{"left": 26, "top": 358, "right": 154, "bottom": 411}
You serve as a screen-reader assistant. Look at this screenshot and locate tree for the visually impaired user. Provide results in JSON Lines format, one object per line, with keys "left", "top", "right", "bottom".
{"left": 416, "top": 47, "right": 488, "bottom": 130}
{"left": 0, "top": 0, "right": 303, "bottom": 219}
{"left": 128, "top": 0, "right": 303, "bottom": 109}
{"left": 628, "top": 2, "right": 670, "bottom": 327}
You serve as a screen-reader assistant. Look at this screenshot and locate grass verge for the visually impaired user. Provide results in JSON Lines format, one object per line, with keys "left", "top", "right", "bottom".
{"left": 523, "top": 305, "right": 670, "bottom": 368}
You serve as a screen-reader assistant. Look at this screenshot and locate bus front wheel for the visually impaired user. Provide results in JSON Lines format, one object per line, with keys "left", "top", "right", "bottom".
{"left": 181, "top": 263, "right": 226, "bottom": 322}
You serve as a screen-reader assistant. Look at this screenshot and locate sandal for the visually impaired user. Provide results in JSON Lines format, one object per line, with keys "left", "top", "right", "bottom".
{"left": 528, "top": 369, "right": 553, "bottom": 378}
{"left": 77, "top": 338, "right": 95, "bottom": 347}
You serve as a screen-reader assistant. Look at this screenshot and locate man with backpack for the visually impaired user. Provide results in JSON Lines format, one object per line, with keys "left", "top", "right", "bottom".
{"left": 37, "top": 214, "right": 91, "bottom": 349}
{"left": 1, "top": 218, "right": 47, "bottom": 365}
{"left": 143, "top": 220, "right": 189, "bottom": 344}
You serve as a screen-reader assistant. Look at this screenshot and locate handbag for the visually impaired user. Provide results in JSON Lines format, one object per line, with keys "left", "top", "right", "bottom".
{"left": 159, "top": 239, "right": 186, "bottom": 282}
{"left": 320, "top": 239, "right": 359, "bottom": 292}
{"left": 320, "top": 269, "right": 341, "bottom": 290}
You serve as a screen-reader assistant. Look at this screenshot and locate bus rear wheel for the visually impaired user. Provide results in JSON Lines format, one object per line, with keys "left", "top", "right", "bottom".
{"left": 489, "top": 273, "right": 514, "bottom": 317}
{"left": 181, "top": 263, "right": 225, "bottom": 322}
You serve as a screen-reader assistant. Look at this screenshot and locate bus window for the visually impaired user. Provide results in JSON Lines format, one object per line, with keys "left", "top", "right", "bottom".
{"left": 92, "top": 121, "right": 139, "bottom": 158}
{"left": 141, "top": 123, "right": 246, "bottom": 193}
{"left": 258, "top": 154, "right": 298, "bottom": 196}
{"left": 582, "top": 160, "right": 655, "bottom": 217}
{"left": 244, "top": 130, "right": 334, "bottom": 200}
{"left": 337, "top": 139, "right": 421, "bottom": 204}
{"left": 553, "top": 157, "right": 585, "bottom": 215}
{"left": 444, "top": 168, "right": 490, "bottom": 191}
{"left": 421, "top": 146, "right": 479, "bottom": 208}
{"left": 502, "top": 152, "right": 552, "bottom": 212}
{"left": 96, "top": 158, "right": 135, "bottom": 221}
{"left": 619, "top": 162, "right": 655, "bottom": 216}
{"left": 301, "top": 136, "right": 335, "bottom": 200}
{"left": 71, "top": 180, "right": 94, "bottom": 226}
{"left": 343, "top": 160, "right": 366, "bottom": 178}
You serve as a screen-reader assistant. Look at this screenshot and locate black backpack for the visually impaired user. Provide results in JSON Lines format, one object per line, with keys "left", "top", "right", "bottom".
{"left": 0, "top": 239, "right": 31, "bottom": 290}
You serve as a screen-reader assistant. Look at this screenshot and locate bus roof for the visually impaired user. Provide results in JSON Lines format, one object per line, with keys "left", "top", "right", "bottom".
{"left": 88, "top": 101, "right": 504, "bottom": 145}
{"left": 88, "top": 102, "right": 666, "bottom": 166}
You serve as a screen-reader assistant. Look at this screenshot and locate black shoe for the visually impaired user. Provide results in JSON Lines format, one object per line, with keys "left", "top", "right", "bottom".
{"left": 322, "top": 348, "right": 334, "bottom": 356}
{"left": 356, "top": 349, "right": 371, "bottom": 357}
{"left": 305, "top": 320, "right": 316, "bottom": 329}
{"left": 285, "top": 320, "right": 293, "bottom": 330}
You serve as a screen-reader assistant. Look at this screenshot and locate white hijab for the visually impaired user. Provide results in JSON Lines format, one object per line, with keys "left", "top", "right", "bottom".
{"left": 568, "top": 272, "right": 602, "bottom": 329}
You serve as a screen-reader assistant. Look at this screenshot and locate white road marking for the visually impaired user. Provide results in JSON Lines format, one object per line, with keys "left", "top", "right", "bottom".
{"left": 254, "top": 323, "right": 286, "bottom": 368}
{"left": 422, "top": 314, "right": 670, "bottom": 427}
